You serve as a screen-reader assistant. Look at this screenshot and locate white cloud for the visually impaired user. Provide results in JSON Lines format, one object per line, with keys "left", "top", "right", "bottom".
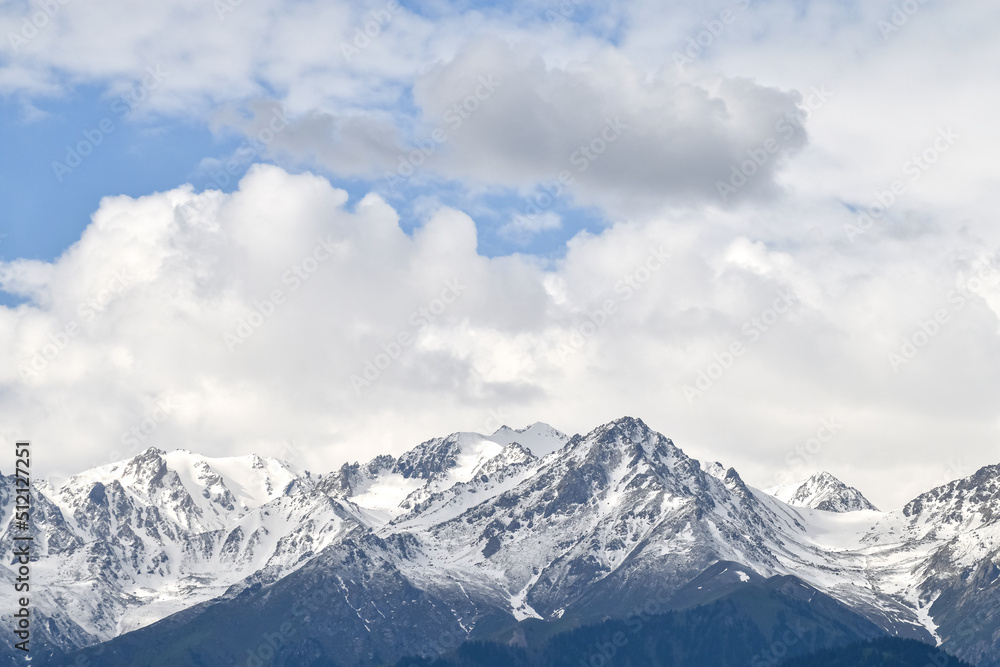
{"left": 2, "top": 0, "right": 1000, "bottom": 512}
{"left": 1, "top": 0, "right": 809, "bottom": 212}
{"left": 0, "top": 166, "right": 998, "bottom": 510}
{"left": 402, "top": 37, "right": 808, "bottom": 211}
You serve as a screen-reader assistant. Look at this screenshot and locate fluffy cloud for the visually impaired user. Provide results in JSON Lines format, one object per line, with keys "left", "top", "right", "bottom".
{"left": 206, "top": 37, "right": 810, "bottom": 213}
{"left": 405, "top": 38, "right": 807, "bottom": 209}
{"left": 3, "top": 0, "right": 1000, "bottom": 511}
{"left": 1, "top": 0, "right": 809, "bottom": 212}
{"left": 1, "top": 166, "right": 999, "bottom": 510}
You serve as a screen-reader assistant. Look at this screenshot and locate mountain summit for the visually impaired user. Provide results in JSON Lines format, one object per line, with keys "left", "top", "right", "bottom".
{"left": 768, "top": 471, "right": 879, "bottom": 512}
{"left": 4, "top": 418, "right": 999, "bottom": 667}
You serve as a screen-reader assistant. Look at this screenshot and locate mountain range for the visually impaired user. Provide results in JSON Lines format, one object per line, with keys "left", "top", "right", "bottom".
{"left": 2, "top": 417, "right": 999, "bottom": 666}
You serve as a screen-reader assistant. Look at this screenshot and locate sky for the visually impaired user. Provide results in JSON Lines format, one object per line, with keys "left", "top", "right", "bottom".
{"left": 1, "top": 0, "right": 998, "bottom": 510}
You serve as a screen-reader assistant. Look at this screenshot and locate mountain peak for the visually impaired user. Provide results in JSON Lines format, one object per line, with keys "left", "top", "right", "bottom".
{"left": 486, "top": 421, "right": 568, "bottom": 458}
{"left": 138, "top": 446, "right": 167, "bottom": 458}
{"left": 608, "top": 415, "right": 650, "bottom": 430}
{"left": 585, "top": 416, "right": 655, "bottom": 448}
{"left": 770, "top": 472, "right": 878, "bottom": 512}
{"left": 903, "top": 463, "right": 1000, "bottom": 522}
{"left": 701, "top": 461, "right": 728, "bottom": 480}
{"left": 393, "top": 432, "right": 497, "bottom": 481}
{"left": 558, "top": 417, "right": 689, "bottom": 483}
{"left": 16, "top": 417, "right": 1000, "bottom": 665}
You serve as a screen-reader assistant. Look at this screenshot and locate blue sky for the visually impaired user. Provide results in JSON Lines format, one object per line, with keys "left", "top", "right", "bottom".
{"left": 1, "top": 89, "right": 217, "bottom": 262}
{"left": 1, "top": 0, "right": 999, "bottom": 509}
{"left": 0, "top": 79, "right": 608, "bottom": 280}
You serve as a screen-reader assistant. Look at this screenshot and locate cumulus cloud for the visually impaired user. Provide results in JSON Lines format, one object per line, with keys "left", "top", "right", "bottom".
{"left": 1, "top": 166, "right": 999, "bottom": 510}
{"left": 3, "top": 0, "right": 1000, "bottom": 512}
{"left": 1, "top": 0, "right": 810, "bottom": 213}
{"left": 404, "top": 38, "right": 807, "bottom": 209}
{"left": 0, "top": 166, "right": 553, "bottom": 478}
{"left": 195, "top": 36, "right": 812, "bottom": 216}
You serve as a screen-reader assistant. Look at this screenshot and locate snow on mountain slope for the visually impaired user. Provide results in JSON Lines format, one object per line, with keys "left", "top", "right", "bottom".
{"left": 747, "top": 489, "right": 938, "bottom": 639}
{"left": 389, "top": 442, "right": 539, "bottom": 532}
{"left": 768, "top": 471, "right": 879, "bottom": 512}
{"left": 56, "top": 448, "right": 304, "bottom": 533}
{"left": 895, "top": 464, "right": 1000, "bottom": 662}
{"left": 3, "top": 418, "right": 1000, "bottom": 666}
{"left": 700, "top": 460, "right": 728, "bottom": 480}
{"left": 0, "top": 449, "right": 361, "bottom": 650}
{"left": 385, "top": 418, "right": 803, "bottom": 625}
{"left": 0, "top": 425, "right": 568, "bottom": 658}
{"left": 320, "top": 426, "right": 565, "bottom": 524}
{"left": 486, "top": 422, "right": 569, "bottom": 458}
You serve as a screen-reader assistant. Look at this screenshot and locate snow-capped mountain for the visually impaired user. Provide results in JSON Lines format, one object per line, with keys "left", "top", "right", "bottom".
{"left": 0, "top": 448, "right": 363, "bottom": 653}
{"left": 3, "top": 418, "right": 999, "bottom": 666}
{"left": 317, "top": 422, "right": 568, "bottom": 525}
{"left": 769, "top": 471, "right": 880, "bottom": 512}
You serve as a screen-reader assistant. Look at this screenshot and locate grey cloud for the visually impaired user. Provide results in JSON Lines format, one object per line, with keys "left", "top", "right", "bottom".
{"left": 409, "top": 38, "right": 809, "bottom": 210}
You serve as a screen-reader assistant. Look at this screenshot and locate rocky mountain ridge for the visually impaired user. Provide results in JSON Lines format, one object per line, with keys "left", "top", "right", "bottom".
{"left": 2, "top": 417, "right": 998, "bottom": 665}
